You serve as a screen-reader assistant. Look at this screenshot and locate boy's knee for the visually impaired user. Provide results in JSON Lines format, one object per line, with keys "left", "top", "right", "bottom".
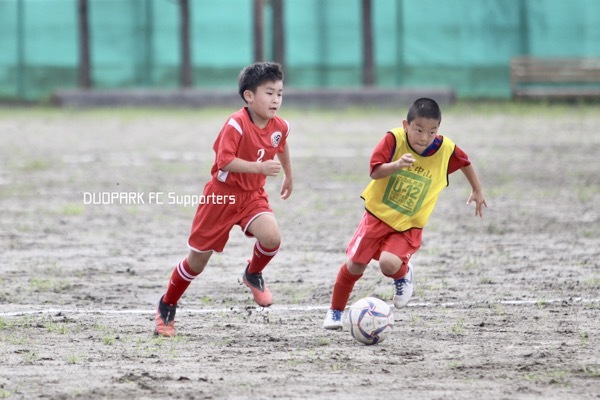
{"left": 259, "top": 234, "right": 281, "bottom": 250}
{"left": 379, "top": 258, "right": 402, "bottom": 276}
{"left": 346, "top": 260, "right": 368, "bottom": 275}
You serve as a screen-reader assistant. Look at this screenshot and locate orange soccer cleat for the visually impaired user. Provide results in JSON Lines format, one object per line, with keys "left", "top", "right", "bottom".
{"left": 154, "top": 295, "right": 177, "bottom": 337}
{"left": 242, "top": 265, "right": 273, "bottom": 307}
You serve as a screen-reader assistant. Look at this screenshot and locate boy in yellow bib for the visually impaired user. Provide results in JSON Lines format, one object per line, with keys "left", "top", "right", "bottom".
{"left": 324, "top": 98, "right": 487, "bottom": 329}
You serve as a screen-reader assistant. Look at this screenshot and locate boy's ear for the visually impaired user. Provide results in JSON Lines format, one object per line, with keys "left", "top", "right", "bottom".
{"left": 243, "top": 89, "right": 254, "bottom": 103}
{"left": 402, "top": 119, "right": 409, "bottom": 132}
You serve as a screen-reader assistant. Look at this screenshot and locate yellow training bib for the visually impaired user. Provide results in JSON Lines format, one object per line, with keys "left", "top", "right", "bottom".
{"left": 362, "top": 128, "right": 455, "bottom": 231}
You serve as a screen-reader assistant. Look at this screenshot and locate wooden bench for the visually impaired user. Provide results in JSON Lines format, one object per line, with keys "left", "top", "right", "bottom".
{"left": 510, "top": 57, "right": 600, "bottom": 100}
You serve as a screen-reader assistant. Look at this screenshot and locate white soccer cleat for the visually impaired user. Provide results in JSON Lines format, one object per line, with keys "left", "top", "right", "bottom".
{"left": 323, "top": 308, "right": 344, "bottom": 330}
{"left": 393, "top": 263, "right": 414, "bottom": 308}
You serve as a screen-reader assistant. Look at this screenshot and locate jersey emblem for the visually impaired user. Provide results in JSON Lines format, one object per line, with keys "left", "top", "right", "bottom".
{"left": 271, "top": 131, "right": 282, "bottom": 147}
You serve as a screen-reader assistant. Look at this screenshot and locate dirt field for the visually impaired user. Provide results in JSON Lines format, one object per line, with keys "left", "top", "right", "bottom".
{"left": 1, "top": 103, "right": 599, "bottom": 399}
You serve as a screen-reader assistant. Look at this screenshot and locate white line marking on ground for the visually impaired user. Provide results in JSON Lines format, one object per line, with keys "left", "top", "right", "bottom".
{"left": 1, "top": 297, "right": 598, "bottom": 317}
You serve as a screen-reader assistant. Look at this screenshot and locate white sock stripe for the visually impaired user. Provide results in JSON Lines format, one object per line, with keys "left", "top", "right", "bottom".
{"left": 256, "top": 242, "right": 279, "bottom": 257}
{"left": 177, "top": 261, "right": 196, "bottom": 282}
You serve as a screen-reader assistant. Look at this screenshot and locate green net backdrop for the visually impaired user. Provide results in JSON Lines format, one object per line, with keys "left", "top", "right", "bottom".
{"left": 1, "top": 0, "right": 600, "bottom": 101}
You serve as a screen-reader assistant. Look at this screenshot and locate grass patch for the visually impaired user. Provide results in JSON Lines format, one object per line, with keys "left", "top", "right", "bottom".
{"left": 20, "top": 159, "right": 52, "bottom": 172}
{"left": 581, "top": 276, "right": 600, "bottom": 287}
{"left": 535, "top": 299, "right": 549, "bottom": 308}
{"left": 45, "top": 321, "right": 69, "bottom": 334}
{"left": 66, "top": 354, "right": 80, "bottom": 364}
{"left": 447, "top": 100, "right": 600, "bottom": 117}
{"left": 523, "top": 370, "right": 570, "bottom": 387}
{"left": 23, "top": 351, "right": 39, "bottom": 364}
{"left": 580, "top": 364, "right": 600, "bottom": 378}
{"left": 2, "top": 102, "right": 600, "bottom": 123}
{"left": 462, "top": 257, "right": 480, "bottom": 271}
{"left": 103, "top": 336, "right": 116, "bottom": 346}
{"left": 451, "top": 318, "right": 466, "bottom": 335}
{"left": 491, "top": 303, "right": 506, "bottom": 316}
{"left": 576, "top": 185, "right": 598, "bottom": 203}
{"left": 62, "top": 203, "right": 84, "bottom": 216}
{"left": 278, "top": 286, "right": 312, "bottom": 304}
{"left": 29, "top": 277, "right": 72, "bottom": 293}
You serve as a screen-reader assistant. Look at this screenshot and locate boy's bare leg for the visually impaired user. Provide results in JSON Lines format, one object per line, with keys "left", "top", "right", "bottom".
{"left": 187, "top": 249, "right": 212, "bottom": 274}
{"left": 246, "top": 213, "right": 281, "bottom": 251}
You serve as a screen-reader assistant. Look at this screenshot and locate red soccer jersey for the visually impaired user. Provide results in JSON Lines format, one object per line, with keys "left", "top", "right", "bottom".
{"left": 369, "top": 132, "right": 471, "bottom": 175}
{"left": 211, "top": 107, "right": 290, "bottom": 191}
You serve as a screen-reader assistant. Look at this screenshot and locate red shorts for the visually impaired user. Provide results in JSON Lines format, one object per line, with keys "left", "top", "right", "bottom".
{"left": 346, "top": 211, "right": 422, "bottom": 266}
{"left": 187, "top": 179, "right": 273, "bottom": 253}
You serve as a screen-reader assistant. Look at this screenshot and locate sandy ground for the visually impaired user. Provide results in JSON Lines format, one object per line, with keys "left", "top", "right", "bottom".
{"left": 0, "top": 104, "right": 599, "bottom": 399}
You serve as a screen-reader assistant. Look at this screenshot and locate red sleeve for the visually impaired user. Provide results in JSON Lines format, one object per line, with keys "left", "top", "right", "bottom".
{"left": 448, "top": 145, "right": 471, "bottom": 174}
{"left": 214, "top": 122, "right": 242, "bottom": 170}
{"left": 369, "top": 132, "right": 396, "bottom": 175}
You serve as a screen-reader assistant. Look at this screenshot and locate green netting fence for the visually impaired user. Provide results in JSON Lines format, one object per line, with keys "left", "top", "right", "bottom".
{"left": 1, "top": 0, "right": 600, "bottom": 101}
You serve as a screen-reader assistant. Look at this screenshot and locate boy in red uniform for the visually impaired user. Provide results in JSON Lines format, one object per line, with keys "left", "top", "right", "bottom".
{"left": 323, "top": 98, "right": 487, "bottom": 329}
{"left": 155, "top": 62, "right": 293, "bottom": 337}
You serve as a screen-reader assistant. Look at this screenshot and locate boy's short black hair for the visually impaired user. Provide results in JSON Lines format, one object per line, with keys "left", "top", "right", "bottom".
{"left": 238, "top": 62, "right": 284, "bottom": 101}
{"left": 407, "top": 98, "right": 442, "bottom": 124}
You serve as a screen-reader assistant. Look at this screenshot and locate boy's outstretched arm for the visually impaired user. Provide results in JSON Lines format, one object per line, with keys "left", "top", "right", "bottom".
{"left": 276, "top": 143, "right": 293, "bottom": 199}
{"left": 460, "top": 164, "right": 487, "bottom": 218}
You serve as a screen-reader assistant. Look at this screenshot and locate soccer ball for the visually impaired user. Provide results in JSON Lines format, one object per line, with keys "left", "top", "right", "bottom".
{"left": 344, "top": 297, "right": 394, "bottom": 345}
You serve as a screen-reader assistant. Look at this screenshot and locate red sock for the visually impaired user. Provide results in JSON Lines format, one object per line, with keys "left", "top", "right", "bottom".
{"left": 384, "top": 263, "right": 408, "bottom": 280}
{"left": 163, "top": 258, "right": 199, "bottom": 305}
{"left": 331, "top": 263, "right": 362, "bottom": 311}
{"left": 247, "top": 242, "right": 279, "bottom": 274}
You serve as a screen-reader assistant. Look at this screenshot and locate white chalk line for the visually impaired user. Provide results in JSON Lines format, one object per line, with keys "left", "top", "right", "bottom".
{"left": 1, "top": 297, "right": 598, "bottom": 317}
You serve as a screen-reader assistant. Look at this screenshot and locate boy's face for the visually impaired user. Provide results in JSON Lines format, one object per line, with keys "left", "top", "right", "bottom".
{"left": 402, "top": 117, "right": 440, "bottom": 155}
{"left": 243, "top": 80, "right": 283, "bottom": 122}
